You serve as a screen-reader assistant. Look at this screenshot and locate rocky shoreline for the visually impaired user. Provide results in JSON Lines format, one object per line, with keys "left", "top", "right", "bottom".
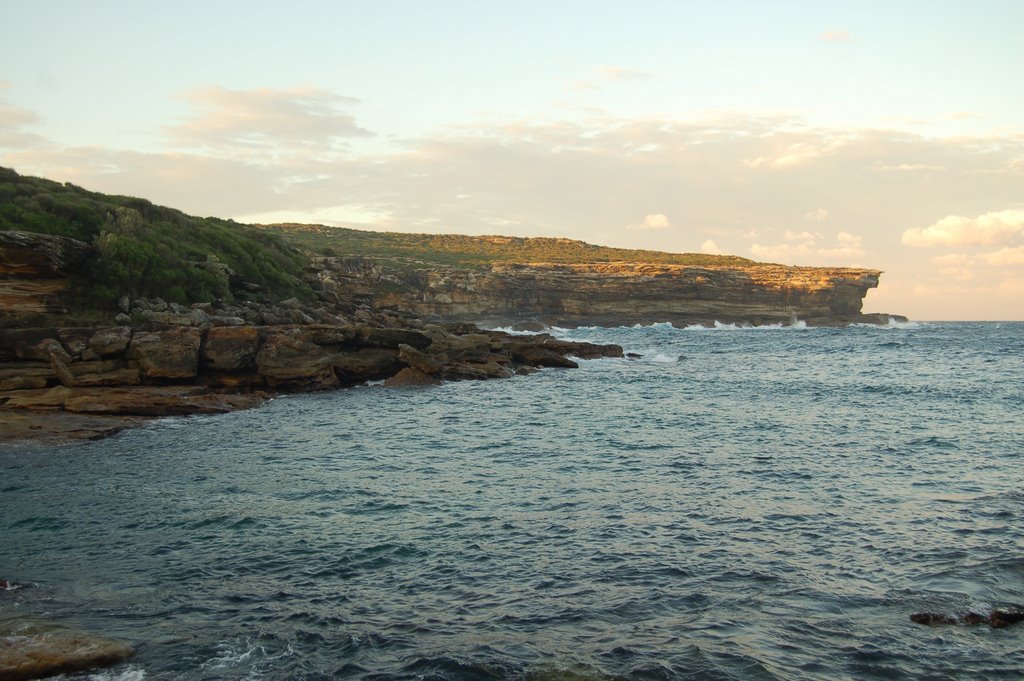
{"left": 0, "top": 317, "right": 623, "bottom": 445}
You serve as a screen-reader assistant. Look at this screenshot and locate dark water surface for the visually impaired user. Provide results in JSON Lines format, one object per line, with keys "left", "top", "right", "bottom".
{"left": 2, "top": 321, "right": 1023, "bottom": 680}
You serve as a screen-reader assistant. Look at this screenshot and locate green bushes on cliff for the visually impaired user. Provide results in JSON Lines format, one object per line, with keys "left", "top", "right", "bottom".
{"left": 0, "top": 167, "right": 308, "bottom": 307}
{"left": 260, "top": 223, "right": 755, "bottom": 268}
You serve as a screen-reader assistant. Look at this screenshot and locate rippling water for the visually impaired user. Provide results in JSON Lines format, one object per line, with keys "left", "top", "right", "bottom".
{"left": 2, "top": 321, "right": 1023, "bottom": 680}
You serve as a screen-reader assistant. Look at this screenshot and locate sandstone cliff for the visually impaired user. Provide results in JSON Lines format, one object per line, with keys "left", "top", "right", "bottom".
{"left": 310, "top": 257, "right": 891, "bottom": 328}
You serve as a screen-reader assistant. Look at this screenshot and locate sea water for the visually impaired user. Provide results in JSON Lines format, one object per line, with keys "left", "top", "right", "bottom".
{"left": 2, "top": 321, "right": 1022, "bottom": 680}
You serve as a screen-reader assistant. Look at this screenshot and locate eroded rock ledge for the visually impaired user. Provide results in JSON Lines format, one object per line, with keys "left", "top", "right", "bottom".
{"left": 312, "top": 258, "right": 900, "bottom": 328}
{"left": 0, "top": 321, "right": 622, "bottom": 444}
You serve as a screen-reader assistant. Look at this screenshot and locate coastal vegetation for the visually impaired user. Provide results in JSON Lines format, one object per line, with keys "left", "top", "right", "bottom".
{"left": 258, "top": 222, "right": 755, "bottom": 269}
{"left": 0, "top": 167, "right": 307, "bottom": 308}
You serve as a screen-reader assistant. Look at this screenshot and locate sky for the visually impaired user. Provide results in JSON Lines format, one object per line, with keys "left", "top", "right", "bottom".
{"left": 1, "top": 1, "right": 1022, "bottom": 320}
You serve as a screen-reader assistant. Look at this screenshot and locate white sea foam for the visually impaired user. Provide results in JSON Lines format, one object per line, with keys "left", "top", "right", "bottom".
{"left": 87, "top": 667, "right": 146, "bottom": 681}
{"left": 851, "top": 317, "right": 921, "bottom": 330}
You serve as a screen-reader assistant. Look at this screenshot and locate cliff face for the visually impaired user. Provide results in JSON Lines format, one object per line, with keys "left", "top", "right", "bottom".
{"left": 313, "top": 258, "right": 886, "bottom": 327}
{"left": 0, "top": 231, "right": 91, "bottom": 321}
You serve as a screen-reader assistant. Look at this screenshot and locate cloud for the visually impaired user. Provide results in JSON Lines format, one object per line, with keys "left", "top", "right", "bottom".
{"left": 804, "top": 208, "right": 829, "bottom": 222}
{"left": 744, "top": 137, "right": 849, "bottom": 169}
{"left": 902, "top": 209, "right": 1024, "bottom": 247}
{"left": 629, "top": 213, "right": 671, "bottom": 230}
{"left": 751, "top": 231, "right": 864, "bottom": 265}
{"left": 820, "top": 30, "right": 852, "bottom": 43}
{"left": 166, "top": 86, "right": 373, "bottom": 157}
{"left": 880, "top": 163, "right": 945, "bottom": 172}
{"left": 980, "top": 246, "right": 1024, "bottom": 267}
{"left": 700, "top": 239, "right": 722, "bottom": 254}
{"left": 0, "top": 87, "right": 46, "bottom": 149}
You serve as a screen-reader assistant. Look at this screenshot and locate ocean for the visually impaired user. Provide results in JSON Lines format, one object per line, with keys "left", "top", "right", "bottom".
{"left": 2, "top": 321, "right": 1022, "bottom": 680}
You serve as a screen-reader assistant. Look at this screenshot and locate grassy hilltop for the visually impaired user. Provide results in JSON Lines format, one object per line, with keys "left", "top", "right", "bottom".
{"left": 1, "top": 166, "right": 754, "bottom": 313}
{"left": 0, "top": 167, "right": 308, "bottom": 307}
{"left": 258, "top": 222, "right": 753, "bottom": 269}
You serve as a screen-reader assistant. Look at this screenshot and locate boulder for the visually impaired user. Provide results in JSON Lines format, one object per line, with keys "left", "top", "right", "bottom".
{"left": 56, "top": 328, "right": 93, "bottom": 359}
{"left": 126, "top": 328, "right": 201, "bottom": 380}
{"left": 397, "top": 343, "right": 442, "bottom": 375}
{"left": 442, "top": 361, "right": 515, "bottom": 381}
{"left": 384, "top": 367, "right": 442, "bottom": 387}
{"left": 0, "top": 615, "right": 133, "bottom": 681}
{"left": 202, "top": 326, "right": 260, "bottom": 372}
{"left": 510, "top": 346, "right": 579, "bottom": 369}
{"left": 84, "top": 326, "right": 132, "bottom": 359}
{"left": 255, "top": 332, "right": 338, "bottom": 390}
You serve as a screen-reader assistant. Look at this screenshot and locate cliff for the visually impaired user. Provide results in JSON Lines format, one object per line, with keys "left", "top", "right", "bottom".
{"left": 310, "top": 257, "right": 891, "bottom": 328}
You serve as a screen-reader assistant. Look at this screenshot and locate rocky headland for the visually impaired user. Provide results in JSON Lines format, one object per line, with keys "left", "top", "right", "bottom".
{"left": 308, "top": 256, "right": 896, "bottom": 329}
{"left": 1, "top": 167, "right": 904, "bottom": 447}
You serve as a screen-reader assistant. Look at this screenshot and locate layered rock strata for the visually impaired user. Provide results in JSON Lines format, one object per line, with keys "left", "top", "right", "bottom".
{"left": 0, "top": 231, "right": 90, "bottom": 321}
{"left": 312, "top": 258, "right": 895, "bottom": 328}
{"left": 0, "top": 322, "right": 623, "bottom": 443}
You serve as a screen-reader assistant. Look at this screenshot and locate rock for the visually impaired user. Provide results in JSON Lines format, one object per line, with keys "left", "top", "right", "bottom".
{"left": 510, "top": 346, "right": 579, "bottom": 369}
{"left": 330, "top": 348, "right": 402, "bottom": 384}
{"left": 0, "top": 409, "right": 145, "bottom": 444}
{"left": 0, "top": 230, "right": 91, "bottom": 277}
{"left": 255, "top": 332, "right": 338, "bottom": 390}
{"left": 202, "top": 326, "right": 260, "bottom": 372}
{"left": 991, "top": 609, "right": 1024, "bottom": 628}
{"left": 126, "top": 328, "right": 201, "bottom": 380}
{"left": 910, "top": 609, "right": 1024, "bottom": 628}
{"left": 51, "top": 357, "right": 141, "bottom": 388}
{"left": 188, "top": 308, "right": 212, "bottom": 327}
{"left": 139, "top": 310, "right": 193, "bottom": 326}
{"left": 910, "top": 612, "right": 957, "bottom": 625}
{"left": 442, "top": 360, "right": 516, "bottom": 380}
{"left": 352, "top": 257, "right": 893, "bottom": 327}
{"left": 384, "top": 367, "right": 442, "bottom": 387}
{"left": 209, "top": 315, "right": 246, "bottom": 326}
{"left": 56, "top": 328, "right": 92, "bottom": 359}
{"left": 0, "top": 330, "right": 72, "bottom": 363}
{"left": 61, "top": 386, "right": 265, "bottom": 416}
{"left": 0, "top": 362, "right": 55, "bottom": 391}
{"left": 0, "top": 615, "right": 133, "bottom": 681}
{"left": 398, "top": 343, "right": 442, "bottom": 375}
{"left": 117, "top": 295, "right": 131, "bottom": 314}
{"left": 114, "top": 313, "right": 132, "bottom": 325}
{"left": 355, "top": 325, "right": 433, "bottom": 350}
{"left": 84, "top": 326, "right": 132, "bottom": 359}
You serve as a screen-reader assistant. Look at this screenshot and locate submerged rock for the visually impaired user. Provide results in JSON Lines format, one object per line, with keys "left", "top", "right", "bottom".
{"left": 0, "top": 614, "right": 133, "bottom": 681}
{"left": 910, "top": 609, "right": 1024, "bottom": 628}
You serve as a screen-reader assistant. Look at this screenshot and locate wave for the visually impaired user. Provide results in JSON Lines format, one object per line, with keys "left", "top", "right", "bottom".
{"left": 851, "top": 317, "right": 921, "bottom": 330}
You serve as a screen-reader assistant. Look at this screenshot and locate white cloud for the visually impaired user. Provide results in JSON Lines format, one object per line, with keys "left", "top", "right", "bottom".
{"left": 700, "top": 239, "right": 722, "bottom": 254}
{"left": 804, "top": 208, "right": 829, "bottom": 222}
{"left": 784, "top": 230, "right": 821, "bottom": 243}
{"left": 902, "top": 209, "right": 1024, "bottom": 247}
{"left": 981, "top": 246, "right": 1024, "bottom": 267}
{"left": 167, "top": 86, "right": 373, "bottom": 157}
{"left": 880, "top": 163, "right": 945, "bottom": 171}
{"left": 629, "top": 213, "right": 670, "bottom": 230}
{"left": 751, "top": 231, "right": 864, "bottom": 264}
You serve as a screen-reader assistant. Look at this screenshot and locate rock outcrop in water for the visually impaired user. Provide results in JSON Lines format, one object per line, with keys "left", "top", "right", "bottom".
{"left": 0, "top": 612, "right": 133, "bottom": 681}
{"left": 309, "top": 257, "right": 898, "bottom": 328}
{"left": 0, "top": 320, "right": 623, "bottom": 443}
